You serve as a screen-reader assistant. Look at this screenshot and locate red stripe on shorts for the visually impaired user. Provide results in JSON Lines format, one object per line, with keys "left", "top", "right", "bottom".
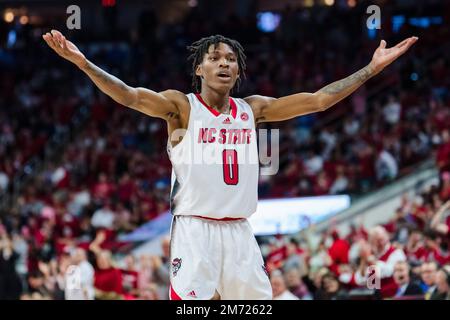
{"left": 170, "top": 285, "right": 182, "bottom": 300}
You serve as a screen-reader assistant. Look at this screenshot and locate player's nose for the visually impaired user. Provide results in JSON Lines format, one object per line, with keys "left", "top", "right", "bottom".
{"left": 219, "top": 58, "right": 229, "bottom": 68}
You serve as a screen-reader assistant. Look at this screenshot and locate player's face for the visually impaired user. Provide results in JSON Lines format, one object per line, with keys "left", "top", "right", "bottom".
{"left": 196, "top": 42, "right": 239, "bottom": 93}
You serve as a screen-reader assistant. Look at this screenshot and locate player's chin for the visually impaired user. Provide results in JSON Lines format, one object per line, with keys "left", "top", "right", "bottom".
{"left": 212, "top": 80, "right": 236, "bottom": 93}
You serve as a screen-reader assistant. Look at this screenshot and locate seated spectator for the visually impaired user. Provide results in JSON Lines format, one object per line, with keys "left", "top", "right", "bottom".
{"left": 329, "top": 165, "right": 349, "bottom": 195}
{"left": 91, "top": 201, "right": 116, "bottom": 230}
{"left": 120, "top": 254, "right": 139, "bottom": 298}
{"left": 137, "top": 255, "right": 154, "bottom": 294}
{"left": 355, "top": 226, "right": 406, "bottom": 298}
{"left": 431, "top": 267, "right": 450, "bottom": 300}
{"left": 392, "top": 261, "right": 423, "bottom": 298}
{"left": 271, "top": 270, "right": 299, "bottom": 300}
{"left": 309, "top": 239, "right": 332, "bottom": 273}
{"left": 375, "top": 148, "right": 398, "bottom": 182}
{"left": 420, "top": 261, "right": 438, "bottom": 300}
{"left": 150, "top": 237, "right": 170, "bottom": 300}
{"left": 23, "top": 270, "right": 53, "bottom": 300}
{"left": 0, "top": 230, "right": 22, "bottom": 300}
{"left": 319, "top": 272, "right": 349, "bottom": 300}
{"left": 65, "top": 248, "right": 95, "bottom": 300}
{"left": 284, "top": 268, "right": 312, "bottom": 300}
{"left": 282, "top": 238, "right": 306, "bottom": 273}
{"left": 301, "top": 267, "right": 329, "bottom": 300}
{"left": 138, "top": 283, "right": 160, "bottom": 300}
{"left": 382, "top": 95, "right": 402, "bottom": 125}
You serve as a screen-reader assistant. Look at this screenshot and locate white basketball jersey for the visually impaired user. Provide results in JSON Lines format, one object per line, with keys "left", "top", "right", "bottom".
{"left": 168, "top": 93, "right": 259, "bottom": 219}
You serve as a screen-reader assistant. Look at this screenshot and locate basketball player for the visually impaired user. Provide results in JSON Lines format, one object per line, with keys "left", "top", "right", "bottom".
{"left": 43, "top": 30, "right": 417, "bottom": 300}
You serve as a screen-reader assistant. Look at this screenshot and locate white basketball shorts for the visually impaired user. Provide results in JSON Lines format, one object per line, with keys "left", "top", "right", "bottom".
{"left": 168, "top": 215, "right": 272, "bottom": 300}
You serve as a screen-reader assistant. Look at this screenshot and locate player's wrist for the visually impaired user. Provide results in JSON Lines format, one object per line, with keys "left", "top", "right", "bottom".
{"left": 76, "top": 57, "right": 89, "bottom": 71}
{"left": 367, "top": 61, "right": 382, "bottom": 76}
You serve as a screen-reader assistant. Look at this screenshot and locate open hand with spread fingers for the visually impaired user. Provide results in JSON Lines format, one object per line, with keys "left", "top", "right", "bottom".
{"left": 369, "top": 37, "right": 418, "bottom": 75}
{"left": 42, "top": 29, "right": 87, "bottom": 68}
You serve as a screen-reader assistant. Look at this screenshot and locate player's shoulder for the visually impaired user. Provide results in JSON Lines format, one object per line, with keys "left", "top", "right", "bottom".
{"left": 159, "top": 89, "right": 190, "bottom": 112}
{"left": 159, "top": 89, "right": 189, "bottom": 104}
{"left": 243, "top": 95, "right": 276, "bottom": 117}
{"left": 243, "top": 95, "right": 276, "bottom": 107}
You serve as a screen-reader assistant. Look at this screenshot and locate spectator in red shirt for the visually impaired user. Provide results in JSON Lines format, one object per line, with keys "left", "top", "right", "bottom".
{"left": 355, "top": 226, "right": 406, "bottom": 298}
{"left": 439, "top": 172, "right": 450, "bottom": 200}
{"left": 92, "top": 173, "right": 115, "bottom": 204}
{"left": 328, "top": 229, "right": 350, "bottom": 275}
{"left": 89, "top": 232, "right": 123, "bottom": 299}
{"left": 117, "top": 173, "right": 136, "bottom": 206}
{"left": 120, "top": 254, "right": 139, "bottom": 298}
{"left": 436, "top": 130, "right": 450, "bottom": 173}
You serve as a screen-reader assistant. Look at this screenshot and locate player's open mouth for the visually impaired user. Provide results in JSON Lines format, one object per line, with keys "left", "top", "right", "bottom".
{"left": 217, "top": 72, "right": 231, "bottom": 79}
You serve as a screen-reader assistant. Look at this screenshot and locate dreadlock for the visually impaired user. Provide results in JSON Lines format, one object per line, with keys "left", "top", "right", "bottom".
{"left": 187, "top": 35, "right": 247, "bottom": 93}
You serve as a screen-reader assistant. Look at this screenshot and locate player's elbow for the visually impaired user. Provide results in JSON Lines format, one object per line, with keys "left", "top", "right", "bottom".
{"left": 316, "top": 93, "right": 334, "bottom": 112}
{"left": 124, "top": 86, "right": 140, "bottom": 108}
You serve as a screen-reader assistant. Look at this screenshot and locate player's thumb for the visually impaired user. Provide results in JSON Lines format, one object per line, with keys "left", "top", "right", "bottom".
{"left": 379, "top": 40, "right": 386, "bottom": 49}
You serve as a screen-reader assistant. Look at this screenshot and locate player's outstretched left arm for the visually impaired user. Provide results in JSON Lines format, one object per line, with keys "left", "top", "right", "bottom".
{"left": 246, "top": 37, "right": 418, "bottom": 123}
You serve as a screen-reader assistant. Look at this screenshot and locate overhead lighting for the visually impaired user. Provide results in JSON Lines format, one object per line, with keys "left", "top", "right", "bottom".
{"left": 324, "top": 0, "right": 335, "bottom": 6}
{"left": 20, "top": 15, "right": 29, "bottom": 25}
{"left": 4, "top": 10, "right": 14, "bottom": 23}
{"left": 304, "top": 0, "right": 314, "bottom": 8}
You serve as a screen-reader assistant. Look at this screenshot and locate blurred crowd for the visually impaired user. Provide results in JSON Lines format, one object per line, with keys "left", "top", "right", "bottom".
{"left": 0, "top": 1, "right": 449, "bottom": 299}
{"left": 264, "top": 170, "right": 450, "bottom": 300}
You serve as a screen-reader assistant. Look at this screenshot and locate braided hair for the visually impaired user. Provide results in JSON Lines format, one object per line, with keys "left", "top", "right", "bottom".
{"left": 187, "top": 35, "right": 247, "bottom": 92}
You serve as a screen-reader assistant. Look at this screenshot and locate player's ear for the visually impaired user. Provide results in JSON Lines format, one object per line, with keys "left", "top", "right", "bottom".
{"left": 195, "top": 65, "right": 202, "bottom": 78}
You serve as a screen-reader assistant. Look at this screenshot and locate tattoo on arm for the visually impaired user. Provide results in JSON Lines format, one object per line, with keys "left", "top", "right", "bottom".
{"left": 84, "top": 61, "right": 132, "bottom": 96}
{"left": 318, "top": 65, "right": 374, "bottom": 95}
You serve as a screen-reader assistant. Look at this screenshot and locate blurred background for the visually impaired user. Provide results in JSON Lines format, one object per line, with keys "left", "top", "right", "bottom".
{"left": 0, "top": 0, "right": 449, "bottom": 300}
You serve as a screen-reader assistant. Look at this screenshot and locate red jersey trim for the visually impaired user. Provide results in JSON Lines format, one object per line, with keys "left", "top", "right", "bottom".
{"left": 195, "top": 93, "right": 237, "bottom": 119}
{"left": 192, "top": 215, "right": 244, "bottom": 221}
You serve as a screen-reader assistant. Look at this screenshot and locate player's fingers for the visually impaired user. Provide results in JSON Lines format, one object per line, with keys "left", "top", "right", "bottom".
{"left": 61, "top": 35, "right": 68, "bottom": 51}
{"left": 42, "top": 33, "right": 51, "bottom": 45}
{"left": 43, "top": 33, "right": 57, "bottom": 50}
{"left": 396, "top": 37, "right": 417, "bottom": 49}
{"left": 54, "top": 33, "right": 64, "bottom": 49}
{"left": 49, "top": 35, "right": 64, "bottom": 54}
{"left": 394, "top": 38, "right": 410, "bottom": 49}
{"left": 48, "top": 35, "right": 61, "bottom": 51}
{"left": 51, "top": 29, "right": 63, "bottom": 43}
{"left": 50, "top": 30, "right": 63, "bottom": 48}
{"left": 398, "top": 37, "right": 417, "bottom": 54}
{"left": 51, "top": 29, "right": 63, "bottom": 38}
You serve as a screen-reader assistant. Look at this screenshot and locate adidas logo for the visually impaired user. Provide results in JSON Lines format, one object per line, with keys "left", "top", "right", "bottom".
{"left": 222, "top": 117, "right": 231, "bottom": 124}
{"left": 187, "top": 290, "right": 197, "bottom": 298}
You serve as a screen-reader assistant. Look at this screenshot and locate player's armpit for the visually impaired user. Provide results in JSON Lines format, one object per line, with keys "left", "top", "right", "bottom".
{"left": 244, "top": 93, "right": 322, "bottom": 123}
{"left": 129, "top": 88, "right": 186, "bottom": 121}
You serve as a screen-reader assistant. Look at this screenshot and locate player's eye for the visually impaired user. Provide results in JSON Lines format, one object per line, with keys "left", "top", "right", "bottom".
{"left": 209, "top": 56, "right": 217, "bottom": 61}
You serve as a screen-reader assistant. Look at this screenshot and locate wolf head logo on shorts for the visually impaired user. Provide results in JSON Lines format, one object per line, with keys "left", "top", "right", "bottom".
{"left": 172, "top": 258, "right": 182, "bottom": 277}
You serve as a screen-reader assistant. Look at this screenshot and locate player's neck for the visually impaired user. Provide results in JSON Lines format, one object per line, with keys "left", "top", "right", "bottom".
{"left": 199, "top": 88, "right": 230, "bottom": 113}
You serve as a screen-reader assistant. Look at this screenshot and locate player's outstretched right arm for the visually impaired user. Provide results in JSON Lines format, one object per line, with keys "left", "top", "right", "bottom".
{"left": 42, "top": 30, "right": 180, "bottom": 120}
